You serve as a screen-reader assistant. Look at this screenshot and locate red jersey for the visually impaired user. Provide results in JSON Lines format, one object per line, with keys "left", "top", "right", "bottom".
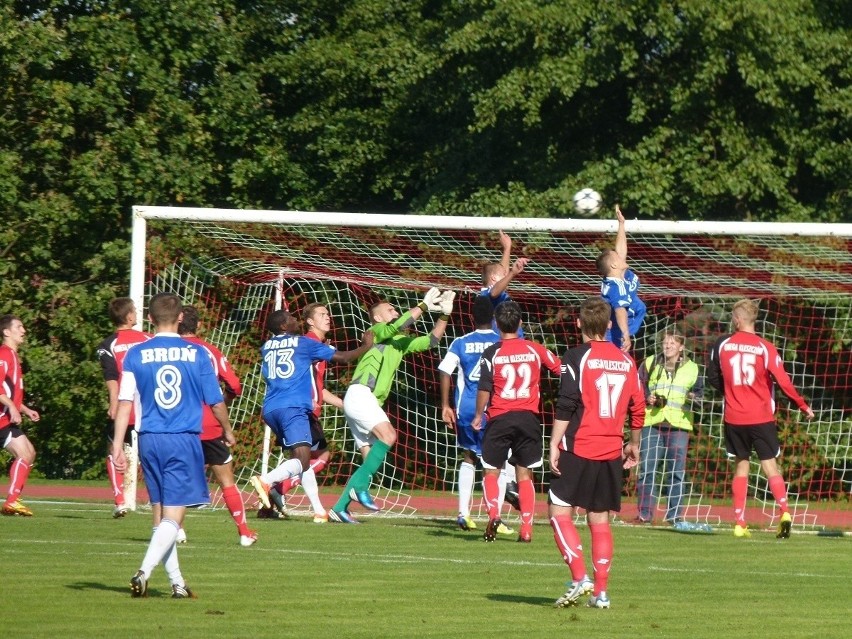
{"left": 304, "top": 330, "right": 329, "bottom": 418}
{"left": 97, "top": 328, "right": 150, "bottom": 425}
{"left": 478, "top": 337, "right": 561, "bottom": 418}
{"left": 555, "top": 340, "right": 645, "bottom": 461}
{"left": 183, "top": 336, "right": 242, "bottom": 440}
{"left": 0, "top": 344, "right": 24, "bottom": 428}
{"left": 707, "top": 331, "right": 809, "bottom": 426}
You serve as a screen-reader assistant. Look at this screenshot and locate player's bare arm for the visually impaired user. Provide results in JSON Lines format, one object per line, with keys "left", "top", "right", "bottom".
{"left": 211, "top": 402, "right": 235, "bottom": 447}
{"left": 614, "top": 307, "right": 631, "bottom": 351}
{"left": 614, "top": 204, "right": 627, "bottom": 260}
{"left": 499, "top": 230, "right": 512, "bottom": 272}
{"left": 471, "top": 388, "right": 490, "bottom": 431}
{"left": 439, "top": 371, "right": 456, "bottom": 427}
{"left": 322, "top": 388, "right": 344, "bottom": 409}
{"left": 549, "top": 418, "right": 570, "bottom": 476}
{"left": 489, "top": 257, "right": 529, "bottom": 299}
{"left": 111, "top": 400, "right": 132, "bottom": 472}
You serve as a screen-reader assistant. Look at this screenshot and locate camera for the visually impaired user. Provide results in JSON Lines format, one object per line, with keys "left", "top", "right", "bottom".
{"left": 653, "top": 394, "right": 668, "bottom": 408}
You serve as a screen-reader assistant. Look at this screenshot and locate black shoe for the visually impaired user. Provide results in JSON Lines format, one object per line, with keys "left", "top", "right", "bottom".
{"left": 484, "top": 518, "right": 502, "bottom": 542}
{"left": 171, "top": 584, "right": 196, "bottom": 599}
{"left": 130, "top": 570, "right": 148, "bottom": 598}
{"left": 505, "top": 482, "right": 520, "bottom": 511}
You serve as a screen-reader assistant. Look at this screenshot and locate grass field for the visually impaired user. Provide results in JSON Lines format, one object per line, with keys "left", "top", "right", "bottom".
{"left": 3, "top": 498, "right": 850, "bottom": 639}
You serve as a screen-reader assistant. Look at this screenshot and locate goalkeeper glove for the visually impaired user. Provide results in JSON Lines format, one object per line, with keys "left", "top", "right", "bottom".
{"left": 421, "top": 287, "right": 443, "bottom": 312}
{"left": 438, "top": 290, "right": 456, "bottom": 314}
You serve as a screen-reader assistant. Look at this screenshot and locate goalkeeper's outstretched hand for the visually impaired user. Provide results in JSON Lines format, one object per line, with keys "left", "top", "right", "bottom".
{"left": 422, "top": 287, "right": 443, "bottom": 312}
{"left": 438, "top": 290, "right": 456, "bottom": 314}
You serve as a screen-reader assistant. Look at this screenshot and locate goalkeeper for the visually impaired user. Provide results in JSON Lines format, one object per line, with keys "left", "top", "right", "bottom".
{"left": 329, "top": 288, "right": 455, "bottom": 524}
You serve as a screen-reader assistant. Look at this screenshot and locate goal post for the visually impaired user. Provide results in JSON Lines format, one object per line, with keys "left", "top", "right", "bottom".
{"left": 130, "top": 205, "right": 852, "bottom": 529}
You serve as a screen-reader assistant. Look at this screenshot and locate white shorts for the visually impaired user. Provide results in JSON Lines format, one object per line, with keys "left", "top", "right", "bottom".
{"left": 343, "top": 384, "right": 389, "bottom": 450}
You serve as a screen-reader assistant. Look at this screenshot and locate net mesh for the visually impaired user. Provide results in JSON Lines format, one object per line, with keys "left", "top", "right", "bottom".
{"left": 142, "top": 217, "right": 851, "bottom": 530}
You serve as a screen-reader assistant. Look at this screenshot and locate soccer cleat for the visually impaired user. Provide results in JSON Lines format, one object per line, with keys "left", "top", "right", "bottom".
{"left": 733, "top": 524, "right": 751, "bottom": 538}
{"left": 328, "top": 509, "right": 360, "bottom": 524}
{"left": 113, "top": 504, "right": 130, "bottom": 519}
{"left": 554, "top": 578, "right": 594, "bottom": 608}
{"left": 269, "top": 485, "right": 287, "bottom": 515}
{"left": 776, "top": 512, "right": 792, "bottom": 539}
{"left": 313, "top": 512, "right": 329, "bottom": 524}
{"left": 349, "top": 488, "right": 380, "bottom": 512}
{"left": 171, "top": 584, "right": 197, "bottom": 599}
{"left": 483, "top": 517, "right": 503, "bottom": 542}
{"left": 176, "top": 527, "right": 188, "bottom": 544}
{"left": 631, "top": 516, "right": 651, "bottom": 525}
{"left": 256, "top": 506, "right": 287, "bottom": 520}
{"left": 457, "top": 515, "right": 477, "bottom": 531}
{"left": 130, "top": 570, "right": 148, "bottom": 598}
{"left": 587, "top": 593, "right": 611, "bottom": 609}
{"left": 240, "top": 530, "right": 258, "bottom": 547}
{"left": 496, "top": 522, "right": 514, "bottom": 535}
{"left": 504, "top": 481, "right": 520, "bottom": 511}
{"left": 1, "top": 500, "right": 33, "bottom": 517}
{"left": 249, "top": 476, "right": 271, "bottom": 509}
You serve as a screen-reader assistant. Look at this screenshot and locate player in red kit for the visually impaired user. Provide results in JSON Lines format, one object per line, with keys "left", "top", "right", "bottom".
{"left": 549, "top": 298, "right": 645, "bottom": 609}
{"left": 472, "top": 301, "right": 561, "bottom": 543}
{"left": 706, "top": 298, "right": 814, "bottom": 539}
{"left": 97, "top": 298, "right": 150, "bottom": 517}
{"left": 0, "top": 315, "right": 40, "bottom": 517}
{"left": 178, "top": 307, "right": 257, "bottom": 546}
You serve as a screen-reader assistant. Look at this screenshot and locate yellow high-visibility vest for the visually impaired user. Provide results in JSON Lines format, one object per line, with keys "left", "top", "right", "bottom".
{"left": 643, "top": 356, "right": 699, "bottom": 432}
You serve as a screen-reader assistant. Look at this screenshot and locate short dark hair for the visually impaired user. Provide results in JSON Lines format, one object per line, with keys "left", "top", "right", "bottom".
{"left": 494, "top": 300, "right": 522, "bottom": 334}
{"left": 148, "top": 293, "right": 182, "bottom": 326}
{"left": 266, "top": 309, "right": 292, "bottom": 334}
{"left": 472, "top": 295, "right": 494, "bottom": 328}
{"left": 579, "top": 297, "right": 610, "bottom": 338}
{"left": 178, "top": 306, "right": 199, "bottom": 335}
{"left": 108, "top": 297, "right": 135, "bottom": 326}
{"left": 595, "top": 249, "right": 615, "bottom": 277}
{"left": 0, "top": 314, "right": 21, "bottom": 335}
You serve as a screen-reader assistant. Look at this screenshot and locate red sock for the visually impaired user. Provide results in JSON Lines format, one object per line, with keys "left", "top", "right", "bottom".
{"left": 768, "top": 475, "right": 789, "bottom": 514}
{"left": 106, "top": 455, "right": 125, "bottom": 504}
{"left": 483, "top": 474, "right": 500, "bottom": 519}
{"left": 732, "top": 475, "right": 748, "bottom": 526}
{"left": 7, "top": 458, "right": 32, "bottom": 502}
{"left": 550, "top": 515, "right": 587, "bottom": 582}
{"left": 589, "top": 522, "right": 613, "bottom": 596}
{"left": 222, "top": 485, "right": 250, "bottom": 536}
{"left": 518, "top": 478, "right": 535, "bottom": 537}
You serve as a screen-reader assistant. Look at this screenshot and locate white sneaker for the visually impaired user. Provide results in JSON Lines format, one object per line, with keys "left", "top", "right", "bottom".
{"left": 313, "top": 512, "right": 328, "bottom": 524}
{"left": 587, "top": 593, "right": 611, "bottom": 609}
{"left": 176, "top": 528, "right": 188, "bottom": 544}
{"left": 239, "top": 531, "right": 258, "bottom": 547}
{"left": 554, "top": 577, "right": 594, "bottom": 607}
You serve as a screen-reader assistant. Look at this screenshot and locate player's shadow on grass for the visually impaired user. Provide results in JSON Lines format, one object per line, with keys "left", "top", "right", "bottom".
{"left": 487, "top": 593, "right": 555, "bottom": 606}
{"left": 66, "top": 581, "right": 133, "bottom": 595}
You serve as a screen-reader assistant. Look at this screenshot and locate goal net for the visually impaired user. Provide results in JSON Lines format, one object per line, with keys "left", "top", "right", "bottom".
{"left": 131, "top": 207, "right": 852, "bottom": 531}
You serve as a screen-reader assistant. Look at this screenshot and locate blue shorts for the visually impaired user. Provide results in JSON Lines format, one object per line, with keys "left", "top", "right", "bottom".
{"left": 456, "top": 422, "right": 483, "bottom": 456}
{"left": 138, "top": 432, "right": 209, "bottom": 508}
{"left": 264, "top": 407, "right": 313, "bottom": 449}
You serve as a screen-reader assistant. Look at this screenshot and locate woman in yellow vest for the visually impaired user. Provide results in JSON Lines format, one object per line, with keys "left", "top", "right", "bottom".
{"left": 635, "top": 332, "right": 703, "bottom": 525}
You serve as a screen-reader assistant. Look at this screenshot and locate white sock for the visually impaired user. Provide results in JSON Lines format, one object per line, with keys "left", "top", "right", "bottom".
{"left": 162, "top": 540, "right": 184, "bottom": 587}
{"left": 458, "top": 462, "right": 476, "bottom": 517}
{"left": 140, "top": 519, "right": 179, "bottom": 579}
{"left": 497, "top": 470, "right": 507, "bottom": 512}
{"left": 503, "top": 461, "right": 517, "bottom": 483}
{"left": 300, "top": 468, "right": 325, "bottom": 515}
{"left": 263, "top": 458, "right": 303, "bottom": 485}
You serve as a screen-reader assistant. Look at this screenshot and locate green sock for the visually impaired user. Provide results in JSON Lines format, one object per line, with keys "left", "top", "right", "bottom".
{"left": 332, "top": 441, "right": 391, "bottom": 511}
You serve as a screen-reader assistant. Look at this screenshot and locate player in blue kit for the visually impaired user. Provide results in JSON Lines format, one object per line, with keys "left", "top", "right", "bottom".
{"left": 111, "top": 293, "right": 234, "bottom": 599}
{"left": 249, "top": 309, "right": 372, "bottom": 509}
{"left": 439, "top": 296, "right": 517, "bottom": 534}
{"left": 597, "top": 205, "right": 646, "bottom": 352}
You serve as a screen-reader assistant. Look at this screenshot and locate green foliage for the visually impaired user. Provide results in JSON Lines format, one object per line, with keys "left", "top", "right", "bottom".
{"left": 0, "top": 0, "right": 848, "bottom": 476}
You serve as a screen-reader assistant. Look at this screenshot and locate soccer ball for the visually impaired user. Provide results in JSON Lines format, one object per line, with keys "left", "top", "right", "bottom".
{"left": 572, "top": 188, "right": 603, "bottom": 216}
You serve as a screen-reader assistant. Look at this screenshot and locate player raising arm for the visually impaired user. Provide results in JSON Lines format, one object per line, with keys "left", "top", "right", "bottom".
{"left": 549, "top": 298, "right": 645, "bottom": 610}
{"left": 706, "top": 298, "right": 814, "bottom": 539}
{"left": 596, "top": 205, "right": 646, "bottom": 352}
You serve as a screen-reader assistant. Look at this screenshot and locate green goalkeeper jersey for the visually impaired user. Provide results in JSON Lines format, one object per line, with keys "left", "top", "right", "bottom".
{"left": 350, "top": 309, "right": 439, "bottom": 406}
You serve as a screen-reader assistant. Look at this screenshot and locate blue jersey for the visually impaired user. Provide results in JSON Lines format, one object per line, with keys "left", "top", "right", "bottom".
{"left": 119, "top": 333, "right": 224, "bottom": 434}
{"left": 261, "top": 333, "right": 336, "bottom": 413}
{"left": 479, "top": 288, "right": 524, "bottom": 338}
{"left": 438, "top": 328, "right": 500, "bottom": 426}
{"left": 601, "top": 268, "right": 646, "bottom": 346}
